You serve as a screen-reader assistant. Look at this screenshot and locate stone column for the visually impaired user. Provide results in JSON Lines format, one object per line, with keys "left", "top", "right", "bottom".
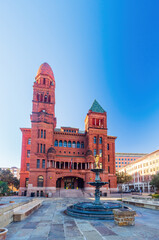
{"left": 88, "top": 163, "right": 89, "bottom": 169}
{"left": 85, "top": 163, "right": 87, "bottom": 170}
{"left": 59, "top": 162, "right": 61, "bottom": 169}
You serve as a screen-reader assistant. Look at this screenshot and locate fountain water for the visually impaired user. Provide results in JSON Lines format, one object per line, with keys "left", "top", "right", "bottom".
{"left": 66, "top": 156, "right": 124, "bottom": 220}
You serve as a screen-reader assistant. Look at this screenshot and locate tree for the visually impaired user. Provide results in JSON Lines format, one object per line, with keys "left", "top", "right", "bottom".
{"left": 116, "top": 171, "right": 132, "bottom": 193}
{"left": 0, "top": 169, "right": 20, "bottom": 191}
{"left": 0, "top": 181, "right": 8, "bottom": 195}
{"left": 150, "top": 173, "right": 159, "bottom": 190}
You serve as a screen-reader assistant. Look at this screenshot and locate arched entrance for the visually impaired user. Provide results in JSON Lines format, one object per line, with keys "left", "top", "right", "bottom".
{"left": 56, "top": 177, "right": 84, "bottom": 189}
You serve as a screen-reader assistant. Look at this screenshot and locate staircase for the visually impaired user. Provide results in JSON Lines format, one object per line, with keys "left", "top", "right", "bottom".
{"left": 53, "top": 189, "right": 84, "bottom": 198}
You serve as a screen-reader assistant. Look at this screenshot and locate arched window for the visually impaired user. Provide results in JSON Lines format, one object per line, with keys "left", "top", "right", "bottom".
{"left": 37, "top": 93, "right": 40, "bottom": 101}
{"left": 81, "top": 142, "right": 84, "bottom": 148}
{"left": 59, "top": 140, "right": 63, "bottom": 147}
{"left": 44, "top": 95, "right": 47, "bottom": 102}
{"left": 28, "top": 138, "right": 31, "bottom": 145}
{"left": 37, "top": 176, "right": 44, "bottom": 187}
{"left": 77, "top": 141, "right": 80, "bottom": 148}
{"left": 94, "top": 136, "right": 96, "bottom": 144}
{"left": 99, "top": 137, "right": 102, "bottom": 144}
{"left": 48, "top": 95, "right": 51, "bottom": 103}
{"left": 54, "top": 140, "right": 58, "bottom": 147}
{"left": 72, "top": 141, "right": 76, "bottom": 148}
{"left": 68, "top": 141, "right": 71, "bottom": 148}
{"left": 64, "top": 141, "right": 67, "bottom": 147}
{"left": 40, "top": 94, "right": 43, "bottom": 102}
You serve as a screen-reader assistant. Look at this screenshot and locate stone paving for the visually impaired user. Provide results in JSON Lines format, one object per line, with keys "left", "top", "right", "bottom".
{"left": 6, "top": 198, "right": 159, "bottom": 240}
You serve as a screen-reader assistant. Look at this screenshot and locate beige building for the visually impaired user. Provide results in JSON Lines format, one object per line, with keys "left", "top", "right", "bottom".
{"left": 118, "top": 150, "right": 159, "bottom": 192}
{"left": 1, "top": 167, "right": 20, "bottom": 179}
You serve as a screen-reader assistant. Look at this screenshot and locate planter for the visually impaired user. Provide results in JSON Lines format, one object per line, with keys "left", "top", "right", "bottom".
{"left": 9, "top": 201, "right": 15, "bottom": 203}
{"left": 0, "top": 228, "right": 8, "bottom": 240}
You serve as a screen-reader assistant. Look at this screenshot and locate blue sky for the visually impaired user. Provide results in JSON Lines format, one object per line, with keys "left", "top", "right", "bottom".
{"left": 0, "top": 0, "right": 159, "bottom": 167}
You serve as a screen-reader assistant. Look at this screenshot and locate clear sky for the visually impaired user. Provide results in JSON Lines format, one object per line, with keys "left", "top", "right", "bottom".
{"left": 0, "top": 0, "right": 159, "bottom": 168}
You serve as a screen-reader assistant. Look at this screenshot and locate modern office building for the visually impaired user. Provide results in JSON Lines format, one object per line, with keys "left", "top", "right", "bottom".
{"left": 115, "top": 153, "right": 147, "bottom": 171}
{"left": 19, "top": 63, "right": 117, "bottom": 197}
{"left": 118, "top": 150, "right": 159, "bottom": 192}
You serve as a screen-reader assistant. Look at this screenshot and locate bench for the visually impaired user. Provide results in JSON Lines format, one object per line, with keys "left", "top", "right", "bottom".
{"left": 13, "top": 200, "right": 43, "bottom": 222}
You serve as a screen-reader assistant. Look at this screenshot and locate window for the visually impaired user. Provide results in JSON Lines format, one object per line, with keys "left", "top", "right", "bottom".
{"left": 28, "top": 138, "right": 31, "bottom": 145}
{"left": 94, "top": 136, "right": 96, "bottom": 144}
{"left": 107, "top": 144, "right": 109, "bottom": 150}
{"left": 44, "top": 130, "right": 46, "bottom": 139}
{"left": 81, "top": 142, "right": 84, "bottom": 148}
{"left": 77, "top": 141, "right": 80, "bottom": 148}
{"left": 108, "top": 166, "right": 110, "bottom": 173}
{"left": 38, "top": 129, "right": 40, "bottom": 138}
{"left": 27, "top": 150, "right": 30, "bottom": 158}
{"left": 40, "top": 94, "right": 43, "bottom": 102}
{"left": 40, "top": 144, "right": 43, "bottom": 153}
{"left": 26, "top": 163, "right": 30, "bottom": 171}
{"left": 37, "top": 159, "right": 40, "bottom": 168}
{"left": 108, "top": 155, "right": 110, "bottom": 162}
{"left": 43, "top": 144, "right": 45, "bottom": 153}
{"left": 54, "top": 140, "right": 58, "bottom": 147}
{"left": 41, "top": 130, "right": 43, "bottom": 138}
{"left": 37, "top": 176, "right": 44, "bottom": 187}
{"left": 48, "top": 95, "right": 51, "bottom": 103}
{"left": 99, "top": 137, "right": 102, "bottom": 144}
{"left": 25, "top": 178, "right": 29, "bottom": 188}
{"left": 42, "top": 159, "right": 45, "bottom": 168}
{"left": 94, "top": 149, "right": 96, "bottom": 156}
{"left": 72, "top": 141, "right": 76, "bottom": 148}
{"left": 99, "top": 149, "right": 102, "bottom": 157}
{"left": 59, "top": 140, "right": 62, "bottom": 147}
{"left": 37, "top": 93, "right": 40, "bottom": 101}
{"left": 37, "top": 143, "right": 39, "bottom": 153}
{"left": 43, "top": 78, "right": 45, "bottom": 84}
{"left": 44, "top": 95, "right": 47, "bottom": 102}
{"left": 68, "top": 141, "right": 71, "bottom": 148}
{"left": 64, "top": 141, "right": 67, "bottom": 147}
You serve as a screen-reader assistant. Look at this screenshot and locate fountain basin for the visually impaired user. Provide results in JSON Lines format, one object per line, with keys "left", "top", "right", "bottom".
{"left": 66, "top": 201, "right": 125, "bottom": 220}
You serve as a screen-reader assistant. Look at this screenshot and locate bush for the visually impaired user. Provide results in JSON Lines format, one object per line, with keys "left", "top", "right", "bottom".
{"left": 151, "top": 194, "right": 159, "bottom": 199}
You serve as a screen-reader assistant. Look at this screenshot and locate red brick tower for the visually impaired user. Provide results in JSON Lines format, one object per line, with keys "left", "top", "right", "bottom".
{"left": 27, "top": 63, "right": 56, "bottom": 196}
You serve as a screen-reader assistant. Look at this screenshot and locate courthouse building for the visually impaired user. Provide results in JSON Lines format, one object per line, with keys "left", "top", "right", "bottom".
{"left": 19, "top": 63, "right": 117, "bottom": 197}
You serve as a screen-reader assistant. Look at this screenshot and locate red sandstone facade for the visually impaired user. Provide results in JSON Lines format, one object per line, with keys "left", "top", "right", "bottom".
{"left": 19, "top": 63, "right": 117, "bottom": 197}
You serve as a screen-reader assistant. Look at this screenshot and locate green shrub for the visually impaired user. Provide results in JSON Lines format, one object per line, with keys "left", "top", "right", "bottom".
{"left": 151, "top": 194, "right": 159, "bottom": 198}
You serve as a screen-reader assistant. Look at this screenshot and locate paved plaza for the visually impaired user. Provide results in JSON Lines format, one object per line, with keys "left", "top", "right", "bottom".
{"left": 6, "top": 197, "right": 159, "bottom": 240}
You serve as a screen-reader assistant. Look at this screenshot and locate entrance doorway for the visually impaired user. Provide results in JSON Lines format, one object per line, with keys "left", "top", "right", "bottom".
{"left": 56, "top": 177, "right": 84, "bottom": 189}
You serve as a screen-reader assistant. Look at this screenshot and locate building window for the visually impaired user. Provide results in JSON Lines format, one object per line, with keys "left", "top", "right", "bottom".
{"left": 41, "top": 130, "right": 43, "bottom": 138}
{"left": 44, "top": 130, "right": 46, "bottom": 139}
{"left": 99, "top": 137, "right": 102, "bottom": 144}
{"left": 25, "top": 178, "right": 29, "bottom": 188}
{"left": 43, "top": 78, "right": 45, "bottom": 84}
{"left": 48, "top": 95, "right": 51, "bottom": 103}
{"left": 54, "top": 140, "right": 58, "bottom": 147}
{"left": 59, "top": 140, "right": 62, "bottom": 147}
{"left": 43, "top": 144, "right": 45, "bottom": 153}
{"left": 108, "top": 166, "right": 110, "bottom": 173}
{"left": 81, "top": 142, "right": 84, "bottom": 148}
{"left": 68, "top": 141, "right": 71, "bottom": 148}
{"left": 94, "top": 137, "right": 96, "bottom": 144}
{"left": 26, "top": 163, "right": 30, "bottom": 171}
{"left": 37, "top": 143, "right": 39, "bottom": 153}
{"left": 72, "top": 141, "right": 76, "bottom": 148}
{"left": 94, "top": 149, "right": 96, "bottom": 156}
{"left": 42, "top": 159, "right": 45, "bottom": 168}
{"left": 37, "top": 93, "right": 40, "bottom": 101}
{"left": 107, "top": 144, "right": 109, "bottom": 150}
{"left": 37, "top": 176, "right": 44, "bottom": 187}
{"left": 64, "top": 141, "right": 67, "bottom": 147}
{"left": 77, "top": 141, "right": 80, "bottom": 148}
{"left": 99, "top": 149, "right": 102, "bottom": 157}
{"left": 108, "top": 155, "right": 110, "bottom": 162}
{"left": 40, "top": 94, "right": 43, "bottom": 102}
{"left": 27, "top": 150, "right": 30, "bottom": 158}
{"left": 44, "top": 95, "right": 47, "bottom": 102}
{"left": 40, "top": 144, "right": 43, "bottom": 153}
{"left": 38, "top": 129, "right": 40, "bottom": 138}
{"left": 37, "top": 159, "right": 40, "bottom": 168}
{"left": 28, "top": 138, "right": 31, "bottom": 145}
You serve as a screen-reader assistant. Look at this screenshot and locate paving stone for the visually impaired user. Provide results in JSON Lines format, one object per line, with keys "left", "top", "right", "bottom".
{"left": 91, "top": 221, "right": 117, "bottom": 236}
{"left": 83, "top": 230, "right": 103, "bottom": 240}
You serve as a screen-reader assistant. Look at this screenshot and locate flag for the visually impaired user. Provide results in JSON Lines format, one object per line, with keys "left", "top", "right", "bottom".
{"left": 69, "top": 158, "right": 73, "bottom": 172}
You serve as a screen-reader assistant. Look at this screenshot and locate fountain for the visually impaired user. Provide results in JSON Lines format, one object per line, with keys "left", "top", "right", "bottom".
{"left": 66, "top": 155, "right": 124, "bottom": 220}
